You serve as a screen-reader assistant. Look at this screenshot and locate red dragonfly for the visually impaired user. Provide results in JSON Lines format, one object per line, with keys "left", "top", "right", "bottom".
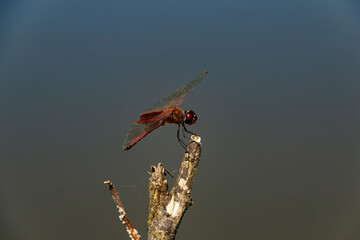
{"left": 122, "top": 70, "right": 208, "bottom": 150}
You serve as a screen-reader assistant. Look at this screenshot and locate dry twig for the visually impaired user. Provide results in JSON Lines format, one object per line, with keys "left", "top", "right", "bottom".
{"left": 104, "top": 180, "right": 141, "bottom": 240}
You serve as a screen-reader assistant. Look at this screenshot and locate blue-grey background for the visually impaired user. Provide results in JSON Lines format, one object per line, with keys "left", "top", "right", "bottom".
{"left": 1, "top": 1, "right": 360, "bottom": 239}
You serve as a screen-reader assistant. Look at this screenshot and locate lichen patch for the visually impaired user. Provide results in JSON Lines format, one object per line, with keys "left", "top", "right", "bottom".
{"left": 179, "top": 178, "right": 188, "bottom": 191}
{"left": 166, "top": 195, "right": 181, "bottom": 217}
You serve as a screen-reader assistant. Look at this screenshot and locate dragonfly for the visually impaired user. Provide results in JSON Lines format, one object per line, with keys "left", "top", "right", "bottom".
{"left": 122, "top": 70, "right": 208, "bottom": 150}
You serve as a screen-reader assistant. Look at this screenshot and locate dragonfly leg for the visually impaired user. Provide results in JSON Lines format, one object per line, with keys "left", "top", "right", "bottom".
{"left": 182, "top": 124, "right": 201, "bottom": 149}
{"left": 182, "top": 124, "right": 197, "bottom": 136}
{"left": 177, "top": 125, "right": 187, "bottom": 150}
{"left": 181, "top": 125, "right": 187, "bottom": 138}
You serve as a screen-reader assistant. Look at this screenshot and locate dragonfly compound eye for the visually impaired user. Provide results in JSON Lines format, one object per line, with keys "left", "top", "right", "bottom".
{"left": 185, "top": 110, "right": 197, "bottom": 125}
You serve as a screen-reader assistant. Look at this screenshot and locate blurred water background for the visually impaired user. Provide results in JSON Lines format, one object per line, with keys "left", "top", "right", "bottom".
{"left": 1, "top": 1, "right": 360, "bottom": 239}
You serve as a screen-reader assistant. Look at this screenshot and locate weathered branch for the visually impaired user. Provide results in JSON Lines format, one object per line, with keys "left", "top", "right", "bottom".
{"left": 105, "top": 135, "right": 202, "bottom": 240}
{"left": 104, "top": 180, "right": 141, "bottom": 240}
{"left": 148, "top": 135, "right": 202, "bottom": 240}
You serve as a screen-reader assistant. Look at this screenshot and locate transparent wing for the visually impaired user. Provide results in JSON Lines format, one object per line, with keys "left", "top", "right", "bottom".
{"left": 122, "top": 110, "right": 172, "bottom": 150}
{"left": 142, "top": 70, "right": 208, "bottom": 114}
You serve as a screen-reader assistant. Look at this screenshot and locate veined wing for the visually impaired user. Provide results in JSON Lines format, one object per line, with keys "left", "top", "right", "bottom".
{"left": 122, "top": 110, "right": 173, "bottom": 150}
{"left": 142, "top": 70, "right": 208, "bottom": 114}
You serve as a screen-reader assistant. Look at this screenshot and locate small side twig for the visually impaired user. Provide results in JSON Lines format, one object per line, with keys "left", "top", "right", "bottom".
{"left": 104, "top": 180, "right": 141, "bottom": 240}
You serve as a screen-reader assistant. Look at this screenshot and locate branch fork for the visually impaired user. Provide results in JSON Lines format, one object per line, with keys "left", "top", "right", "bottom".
{"left": 105, "top": 135, "right": 202, "bottom": 240}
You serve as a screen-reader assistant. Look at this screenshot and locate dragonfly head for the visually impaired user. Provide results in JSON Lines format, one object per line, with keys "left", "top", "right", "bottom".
{"left": 184, "top": 110, "right": 197, "bottom": 125}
